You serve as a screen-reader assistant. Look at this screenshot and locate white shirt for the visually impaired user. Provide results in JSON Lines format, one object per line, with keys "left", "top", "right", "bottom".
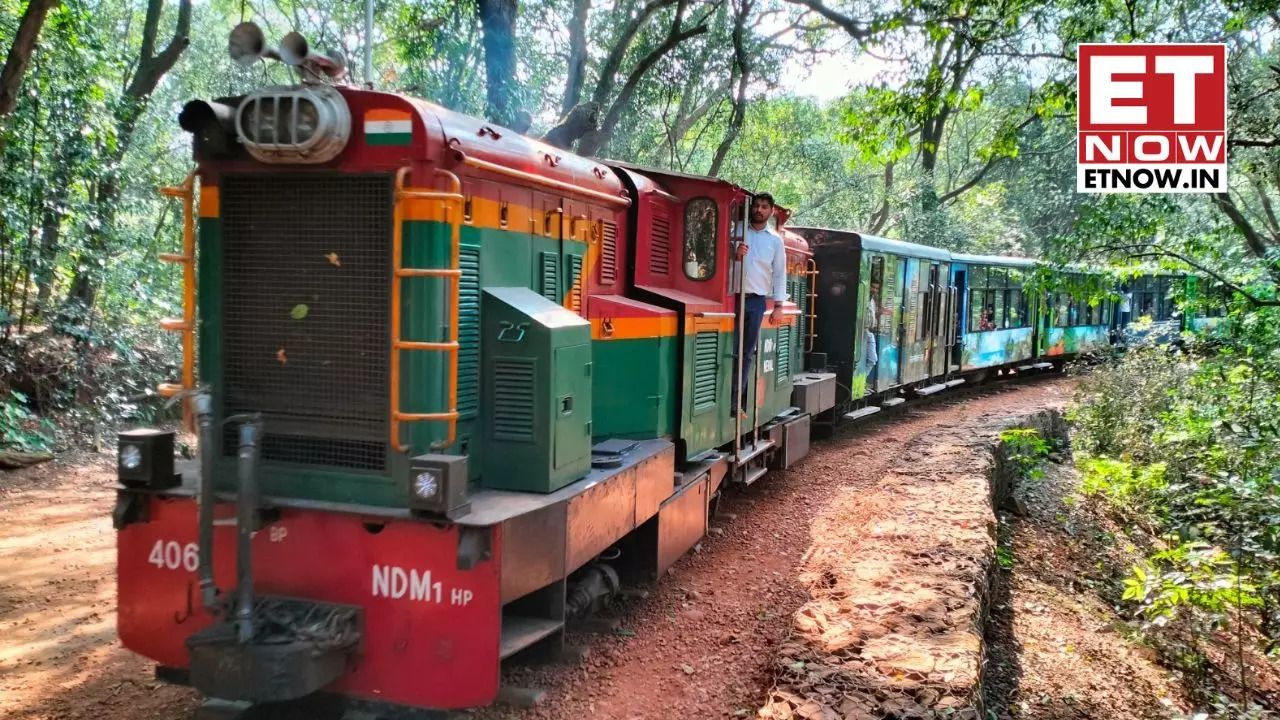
{"left": 742, "top": 225, "right": 788, "bottom": 302}
{"left": 1119, "top": 292, "right": 1132, "bottom": 312}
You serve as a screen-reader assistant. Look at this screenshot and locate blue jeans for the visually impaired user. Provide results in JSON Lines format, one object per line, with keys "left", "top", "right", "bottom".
{"left": 731, "top": 294, "right": 766, "bottom": 413}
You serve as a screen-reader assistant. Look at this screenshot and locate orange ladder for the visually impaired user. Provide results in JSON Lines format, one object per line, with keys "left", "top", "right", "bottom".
{"left": 391, "top": 167, "right": 465, "bottom": 452}
{"left": 157, "top": 173, "right": 197, "bottom": 430}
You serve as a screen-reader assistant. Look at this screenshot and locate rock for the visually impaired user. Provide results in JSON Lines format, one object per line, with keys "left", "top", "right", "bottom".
{"left": 708, "top": 527, "right": 725, "bottom": 537}
{"left": 683, "top": 610, "right": 707, "bottom": 622}
{"left": 686, "top": 589, "right": 703, "bottom": 601}
{"left": 1000, "top": 495, "right": 1029, "bottom": 516}
{"left": 0, "top": 451, "right": 53, "bottom": 470}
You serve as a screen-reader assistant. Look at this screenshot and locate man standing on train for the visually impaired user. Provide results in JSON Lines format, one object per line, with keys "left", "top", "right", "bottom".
{"left": 731, "top": 192, "right": 788, "bottom": 421}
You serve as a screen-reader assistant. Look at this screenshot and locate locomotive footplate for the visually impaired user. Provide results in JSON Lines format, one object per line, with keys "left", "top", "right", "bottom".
{"left": 186, "top": 596, "right": 363, "bottom": 704}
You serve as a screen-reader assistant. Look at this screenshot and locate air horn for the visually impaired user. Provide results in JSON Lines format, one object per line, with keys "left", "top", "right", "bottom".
{"left": 227, "top": 23, "right": 347, "bottom": 80}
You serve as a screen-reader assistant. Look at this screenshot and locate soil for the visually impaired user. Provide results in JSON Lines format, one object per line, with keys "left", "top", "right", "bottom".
{"left": 1, "top": 377, "right": 1074, "bottom": 720}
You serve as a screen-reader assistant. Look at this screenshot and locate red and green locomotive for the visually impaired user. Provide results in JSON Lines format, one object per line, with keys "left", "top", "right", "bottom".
{"left": 113, "top": 24, "right": 832, "bottom": 715}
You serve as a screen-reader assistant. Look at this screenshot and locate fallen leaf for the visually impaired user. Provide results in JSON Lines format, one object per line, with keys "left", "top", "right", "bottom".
{"left": 326, "top": 252, "right": 341, "bottom": 267}
{"left": 277, "top": 349, "right": 287, "bottom": 364}
{"left": 290, "top": 304, "right": 309, "bottom": 320}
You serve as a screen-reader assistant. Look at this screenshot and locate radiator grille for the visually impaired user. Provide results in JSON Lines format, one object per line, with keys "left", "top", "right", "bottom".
{"left": 219, "top": 174, "right": 392, "bottom": 471}
{"left": 599, "top": 220, "right": 618, "bottom": 284}
{"left": 692, "top": 331, "right": 718, "bottom": 410}
{"left": 458, "top": 247, "right": 481, "bottom": 418}
{"left": 492, "top": 358, "right": 535, "bottom": 442}
{"left": 650, "top": 213, "right": 670, "bottom": 275}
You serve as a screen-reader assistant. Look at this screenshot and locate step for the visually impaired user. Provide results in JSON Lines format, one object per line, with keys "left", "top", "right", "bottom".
{"left": 915, "top": 383, "right": 947, "bottom": 396}
{"left": 882, "top": 398, "right": 906, "bottom": 408}
{"left": 740, "top": 466, "right": 769, "bottom": 486}
{"left": 1032, "top": 362, "right": 1054, "bottom": 369}
{"left": 843, "top": 406, "right": 882, "bottom": 421}
{"left": 732, "top": 440, "right": 776, "bottom": 466}
{"left": 500, "top": 616, "right": 565, "bottom": 660}
{"left": 944, "top": 379, "right": 966, "bottom": 388}
{"left": 1016, "top": 364, "right": 1033, "bottom": 371}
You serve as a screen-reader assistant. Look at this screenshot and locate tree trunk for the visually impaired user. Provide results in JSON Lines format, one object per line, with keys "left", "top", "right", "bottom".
{"left": 476, "top": 0, "right": 519, "bottom": 126}
{"left": 34, "top": 161, "right": 69, "bottom": 309}
{"left": 0, "top": 0, "right": 59, "bottom": 118}
{"left": 561, "top": 0, "right": 590, "bottom": 116}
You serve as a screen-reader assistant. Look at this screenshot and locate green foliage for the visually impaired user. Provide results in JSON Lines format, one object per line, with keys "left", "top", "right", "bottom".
{"left": 1, "top": 391, "right": 55, "bottom": 452}
{"left": 995, "top": 545, "right": 1014, "bottom": 570}
{"left": 1079, "top": 457, "right": 1168, "bottom": 520}
{"left": 1122, "top": 543, "right": 1259, "bottom": 629}
{"left": 1000, "top": 428, "right": 1050, "bottom": 481}
{"left": 1074, "top": 296, "right": 1280, "bottom": 670}
{"left": 1068, "top": 347, "right": 1192, "bottom": 459}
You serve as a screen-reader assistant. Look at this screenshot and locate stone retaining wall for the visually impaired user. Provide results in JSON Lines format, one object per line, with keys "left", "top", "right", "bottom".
{"left": 758, "top": 410, "right": 1066, "bottom": 720}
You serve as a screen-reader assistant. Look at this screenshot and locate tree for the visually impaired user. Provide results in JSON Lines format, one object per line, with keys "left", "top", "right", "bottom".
{"left": 62, "top": 0, "right": 192, "bottom": 319}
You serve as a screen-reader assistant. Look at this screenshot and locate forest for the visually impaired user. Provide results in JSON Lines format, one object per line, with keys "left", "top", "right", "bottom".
{"left": 0, "top": 0, "right": 1278, "bottom": 712}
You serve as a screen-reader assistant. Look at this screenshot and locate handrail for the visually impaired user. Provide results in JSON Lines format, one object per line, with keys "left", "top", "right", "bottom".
{"left": 157, "top": 172, "right": 197, "bottom": 431}
{"left": 451, "top": 148, "right": 632, "bottom": 208}
{"left": 391, "top": 167, "right": 464, "bottom": 452}
{"left": 805, "top": 258, "right": 818, "bottom": 352}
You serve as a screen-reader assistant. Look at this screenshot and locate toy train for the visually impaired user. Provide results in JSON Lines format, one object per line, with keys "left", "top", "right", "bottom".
{"left": 110, "top": 27, "right": 1218, "bottom": 717}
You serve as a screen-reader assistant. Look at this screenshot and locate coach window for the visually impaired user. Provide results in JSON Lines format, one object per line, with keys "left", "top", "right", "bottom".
{"left": 988, "top": 268, "right": 1007, "bottom": 329}
{"left": 1006, "top": 269, "right": 1025, "bottom": 328}
{"left": 683, "top": 197, "right": 718, "bottom": 281}
{"left": 968, "top": 266, "right": 986, "bottom": 331}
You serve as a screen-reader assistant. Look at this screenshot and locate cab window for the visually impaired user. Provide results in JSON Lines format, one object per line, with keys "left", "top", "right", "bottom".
{"left": 683, "top": 197, "right": 718, "bottom": 281}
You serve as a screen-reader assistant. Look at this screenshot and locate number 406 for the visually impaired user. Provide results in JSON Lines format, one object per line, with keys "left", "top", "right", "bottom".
{"left": 148, "top": 540, "right": 198, "bottom": 572}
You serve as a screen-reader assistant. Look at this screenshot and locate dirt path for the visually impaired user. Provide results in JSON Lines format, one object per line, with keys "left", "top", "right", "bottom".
{"left": 0, "top": 377, "right": 1074, "bottom": 720}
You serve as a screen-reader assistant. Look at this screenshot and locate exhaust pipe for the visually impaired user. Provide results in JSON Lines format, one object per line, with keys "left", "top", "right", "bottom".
{"left": 194, "top": 389, "right": 219, "bottom": 612}
{"left": 234, "top": 416, "right": 263, "bottom": 644}
{"left": 179, "top": 99, "right": 240, "bottom": 156}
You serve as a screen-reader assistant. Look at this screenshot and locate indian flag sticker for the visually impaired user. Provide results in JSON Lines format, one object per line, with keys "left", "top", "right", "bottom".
{"left": 365, "top": 109, "right": 412, "bottom": 146}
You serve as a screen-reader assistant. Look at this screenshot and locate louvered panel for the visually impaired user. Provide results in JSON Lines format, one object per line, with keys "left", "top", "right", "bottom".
{"left": 492, "top": 358, "right": 535, "bottom": 442}
{"left": 692, "top": 331, "right": 718, "bottom": 410}
{"left": 794, "top": 276, "right": 807, "bottom": 349}
{"left": 651, "top": 213, "right": 671, "bottom": 275}
{"left": 777, "top": 325, "right": 791, "bottom": 380}
{"left": 599, "top": 220, "right": 618, "bottom": 284}
{"left": 566, "top": 254, "right": 584, "bottom": 313}
{"left": 539, "top": 252, "right": 558, "bottom": 301}
{"left": 458, "top": 247, "right": 481, "bottom": 418}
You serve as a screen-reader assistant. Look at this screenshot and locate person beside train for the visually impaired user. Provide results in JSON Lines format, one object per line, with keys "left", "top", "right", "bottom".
{"left": 731, "top": 192, "right": 788, "bottom": 421}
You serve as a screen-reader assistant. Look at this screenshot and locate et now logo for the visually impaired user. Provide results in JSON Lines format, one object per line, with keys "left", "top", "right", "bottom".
{"left": 1077, "top": 44, "right": 1228, "bottom": 194}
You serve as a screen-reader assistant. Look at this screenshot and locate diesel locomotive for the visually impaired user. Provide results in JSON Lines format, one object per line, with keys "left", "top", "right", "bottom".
{"left": 110, "top": 23, "right": 1210, "bottom": 717}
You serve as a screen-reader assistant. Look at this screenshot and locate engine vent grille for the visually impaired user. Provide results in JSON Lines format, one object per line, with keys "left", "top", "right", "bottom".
{"left": 540, "top": 252, "right": 558, "bottom": 301}
{"left": 492, "top": 358, "right": 535, "bottom": 442}
{"left": 458, "top": 247, "right": 481, "bottom": 419}
{"left": 650, "top": 213, "right": 670, "bottom": 276}
{"left": 219, "top": 173, "right": 392, "bottom": 471}
{"left": 567, "top": 254, "right": 583, "bottom": 313}
{"left": 599, "top": 220, "right": 618, "bottom": 284}
{"left": 692, "top": 330, "right": 718, "bottom": 410}
{"left": 777, "top": 324, "right": 791, "bottom": 381}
